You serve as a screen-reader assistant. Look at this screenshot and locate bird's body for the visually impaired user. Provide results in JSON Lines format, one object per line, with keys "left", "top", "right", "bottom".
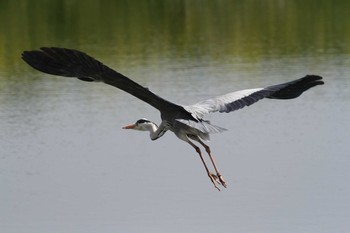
{"left": 22, "top": 47, "right": 324, "bottom": 190}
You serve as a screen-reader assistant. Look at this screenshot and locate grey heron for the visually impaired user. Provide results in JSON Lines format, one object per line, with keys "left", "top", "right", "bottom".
{"left": 22, "top": 47, "right": 324, "bottom": 190}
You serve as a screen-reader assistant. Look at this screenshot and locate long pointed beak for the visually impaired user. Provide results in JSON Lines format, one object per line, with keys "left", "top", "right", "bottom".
{"left": 122, "top": 124, "right": 136, "bottom": 129}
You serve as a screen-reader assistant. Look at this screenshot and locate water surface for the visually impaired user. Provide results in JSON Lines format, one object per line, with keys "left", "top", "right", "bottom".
{"left": 1, "top": 1, "right": 349, "bottom": 233}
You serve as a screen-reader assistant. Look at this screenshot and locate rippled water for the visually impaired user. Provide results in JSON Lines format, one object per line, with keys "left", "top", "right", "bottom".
{"left": 1, "top": 1, "right": 350, "bottom": 233}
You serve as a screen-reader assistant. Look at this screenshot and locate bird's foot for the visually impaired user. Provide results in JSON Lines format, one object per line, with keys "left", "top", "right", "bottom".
{"left": 217, "top": 173, "right": 227, "bottom": 188}
{"left": 209, "top": 172, "right": 221, "bottom": 191}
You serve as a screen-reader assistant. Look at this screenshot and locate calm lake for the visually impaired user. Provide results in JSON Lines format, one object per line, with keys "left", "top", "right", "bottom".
{"left": 1, "top": 1, "right": 350, "bottom": 233}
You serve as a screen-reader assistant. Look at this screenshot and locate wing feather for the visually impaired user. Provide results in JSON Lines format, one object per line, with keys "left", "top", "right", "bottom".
{"left": 184, "top": 75, "right": 323, "bottom": 119}
{"left": 22, "top": 47, "right": 181, "bottom": 112}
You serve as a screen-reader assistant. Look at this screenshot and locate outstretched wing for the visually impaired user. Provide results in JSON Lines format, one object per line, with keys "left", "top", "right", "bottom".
{"left": 184, "top": 75, "right": 324, "bottom": 119}
{"left": 22, "top": 47, "right": 182, "bottom": 112}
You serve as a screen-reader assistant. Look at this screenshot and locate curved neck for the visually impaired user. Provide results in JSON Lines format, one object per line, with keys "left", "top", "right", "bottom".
{"left": 146, "top": 122, "right": 168, "bottom": 141}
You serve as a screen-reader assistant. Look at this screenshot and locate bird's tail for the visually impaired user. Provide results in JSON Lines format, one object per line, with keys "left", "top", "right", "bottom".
{"left": 22, "top": 47, "right": 114, "bottom": 82}
{"left": 267, "top": 75, "right": 324, "bottom": 99}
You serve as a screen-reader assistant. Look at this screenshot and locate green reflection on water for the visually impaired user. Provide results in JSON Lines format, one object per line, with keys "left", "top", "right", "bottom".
{"left": 0, "top": 0, "right": 349, "bottom": 76}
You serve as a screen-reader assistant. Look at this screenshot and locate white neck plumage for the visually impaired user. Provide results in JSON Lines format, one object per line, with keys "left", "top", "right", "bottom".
{"left": 144, "top": 122, "right": 160, "bottom": 140}
{"left": 139, "top": 121, "right": 168, "bottom": 141}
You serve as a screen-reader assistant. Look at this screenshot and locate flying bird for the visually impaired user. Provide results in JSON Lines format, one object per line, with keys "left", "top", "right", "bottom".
{"left": 22, "top": 47, "right": 324, "bottom": 190}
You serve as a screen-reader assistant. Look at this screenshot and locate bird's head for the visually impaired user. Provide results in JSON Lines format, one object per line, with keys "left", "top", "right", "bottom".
{"left": 122, "top": 118, "right": 157, "bottom": 131}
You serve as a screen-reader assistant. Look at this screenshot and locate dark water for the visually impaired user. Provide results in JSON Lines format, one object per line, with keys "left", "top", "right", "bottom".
{"left": 1, "top": 1, "right": 349, "bottom": 233}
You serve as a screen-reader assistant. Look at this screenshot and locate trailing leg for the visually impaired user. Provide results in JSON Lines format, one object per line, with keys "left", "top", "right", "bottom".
{"left": 186, "top": 140, "right": 221, "bottom": 191}
{"left": 197, "top": 139, "right": 227, "bottom": 188}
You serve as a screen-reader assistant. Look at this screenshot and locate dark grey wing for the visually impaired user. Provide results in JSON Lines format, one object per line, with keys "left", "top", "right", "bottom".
{"left": 184, "top": 75, "right": 324, "bottom": 119}
{"left": 21, "top": 47, "right": 181, "bottom": 112}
